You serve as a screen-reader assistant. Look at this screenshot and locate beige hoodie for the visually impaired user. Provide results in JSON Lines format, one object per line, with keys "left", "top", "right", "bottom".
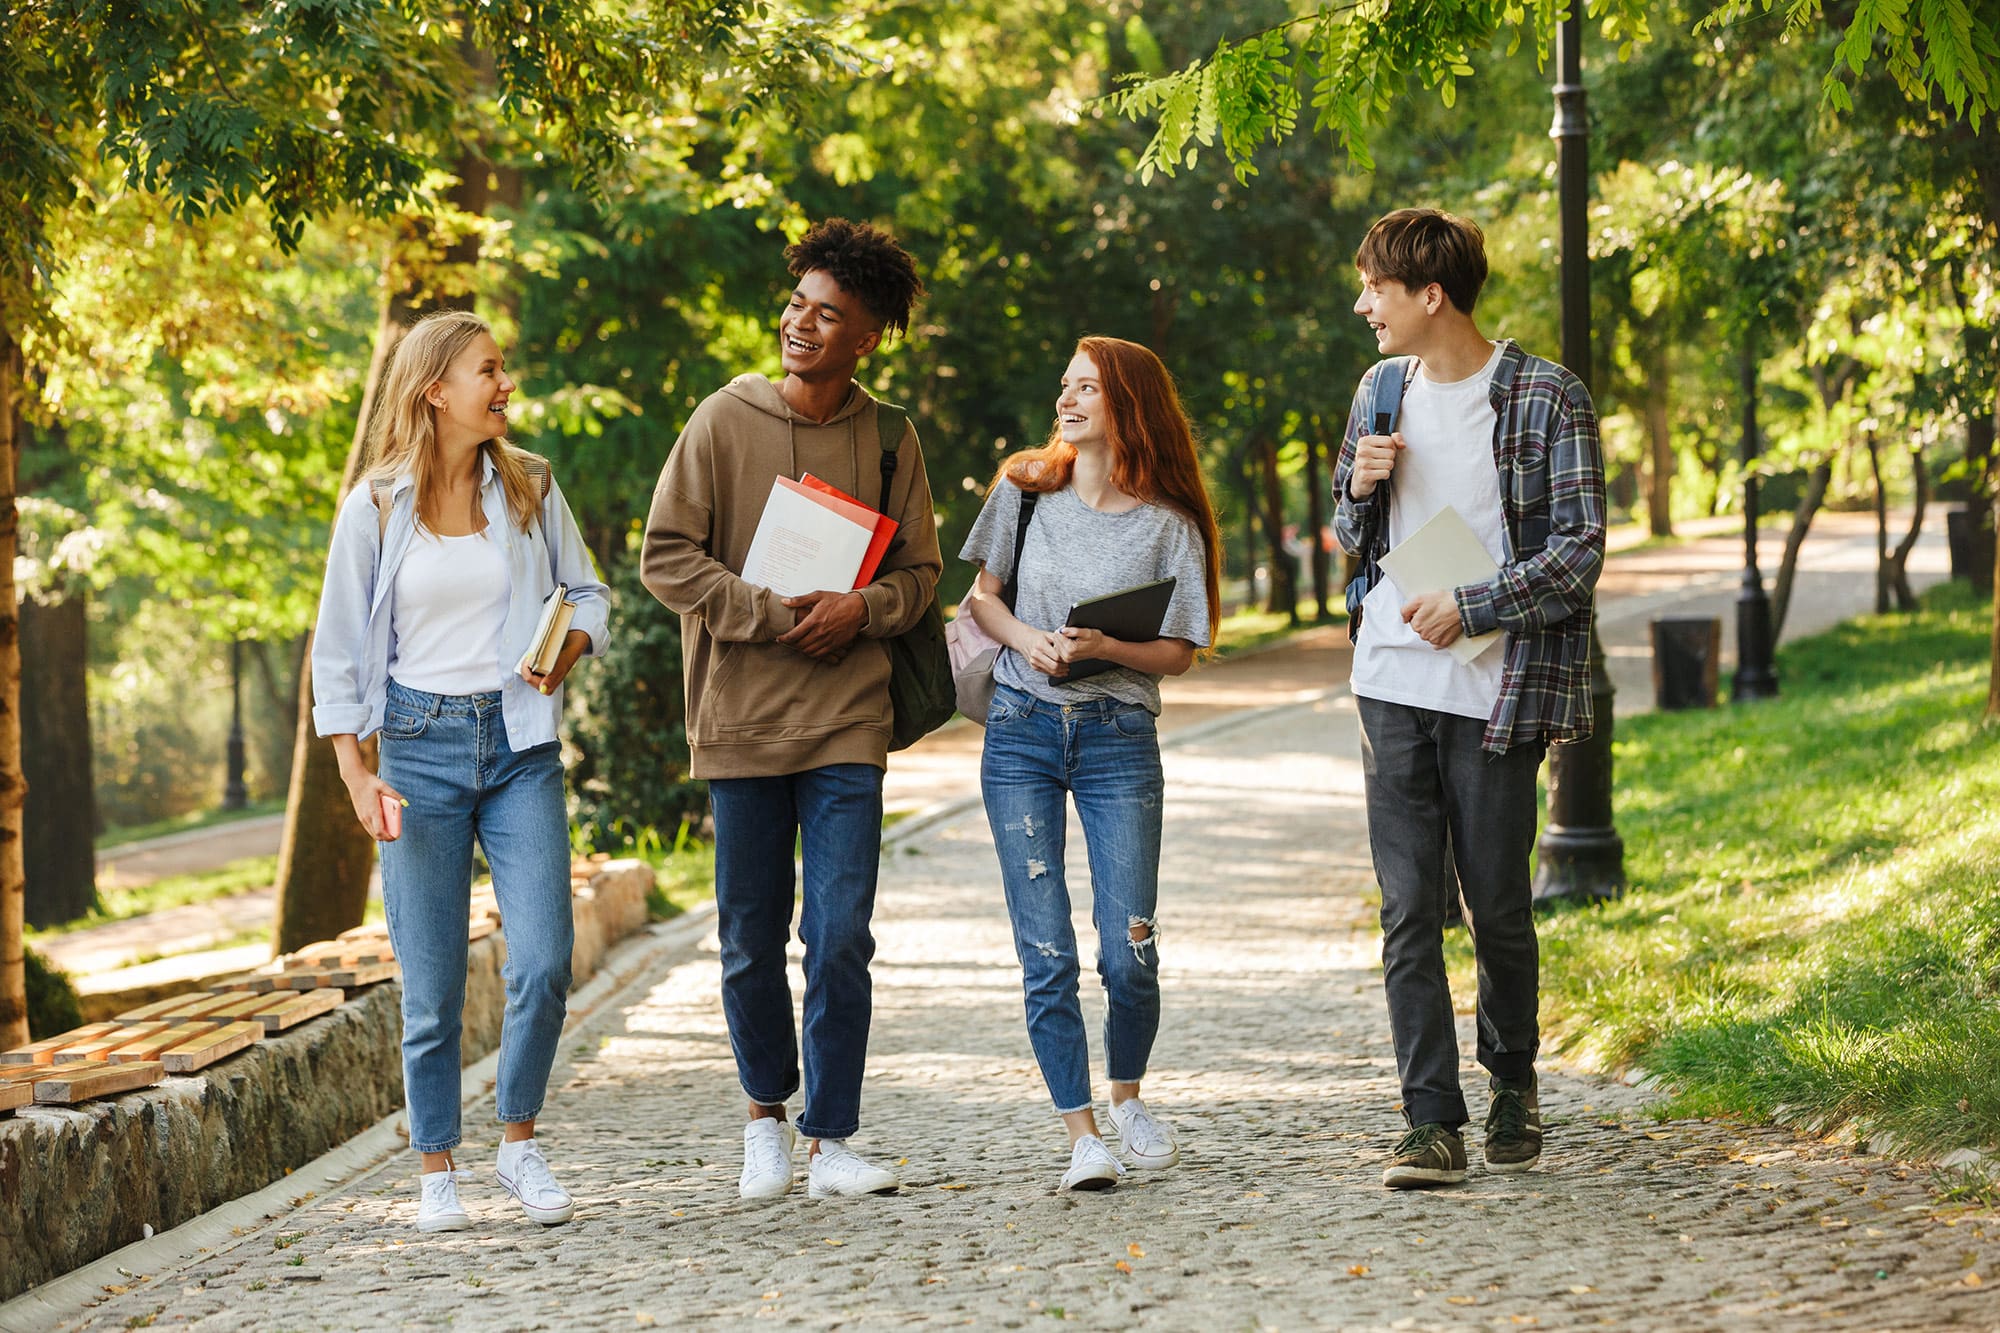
{"left": 640, "top": 374, "right": 943, "bottom": 779}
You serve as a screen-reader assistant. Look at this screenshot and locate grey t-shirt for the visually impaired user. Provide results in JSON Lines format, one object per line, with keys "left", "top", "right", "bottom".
{"left": 960, "top": 478, "right": 1212, "bottom": 714}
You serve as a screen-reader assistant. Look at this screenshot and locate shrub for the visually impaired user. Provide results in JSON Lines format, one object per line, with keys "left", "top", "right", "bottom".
{"left": 26, "top": 947, "right": 83, "bottom": 1039}
{"left": 568, "top": 557, "right": 707, "bottom": 852}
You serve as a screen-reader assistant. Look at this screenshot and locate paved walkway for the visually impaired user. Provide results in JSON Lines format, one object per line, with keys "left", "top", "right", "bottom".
{"left": 1592, "top": 509, "right": 1948, "bottom": 717}
{"left": 93, "top": 815, "right": 286, "bottom": 892}
{"left": 46, "top": 666, "right": 1998, "bottom": 1329}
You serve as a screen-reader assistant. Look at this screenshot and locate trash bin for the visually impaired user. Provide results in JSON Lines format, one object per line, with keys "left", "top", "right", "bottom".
{"left": 1946, "top": 507, "right": 1995, "bottom": 597}
{"left": 1651, "top": 616, "right": 1721, "bottom": 711}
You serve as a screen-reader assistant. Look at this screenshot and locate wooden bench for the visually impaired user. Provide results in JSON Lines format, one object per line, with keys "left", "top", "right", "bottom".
{"left": 159, "top": 1023, "right": 262, "bottom": 1073}
{"left": 210, "top": 960, "right": 397, "bottom": 995}
{"left": 29, "top": 1061, "right": 164, "bottom": 1105}
{"left": 0, "top": 1024, "right": 119, "bottom": 1066}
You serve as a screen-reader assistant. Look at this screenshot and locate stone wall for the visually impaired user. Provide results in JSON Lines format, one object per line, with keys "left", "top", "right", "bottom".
{"left": 0, "top": 861, "right": 656, "bottom": 1301}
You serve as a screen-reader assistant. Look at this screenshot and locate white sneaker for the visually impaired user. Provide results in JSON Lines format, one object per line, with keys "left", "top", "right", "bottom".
{"left": 416, "top": 1168, "right": 471, "bottom": 1232}
{"left": 1110, "top": 1097, "right": 1180, "bottom": 1169}
{"left": 496, "top": 1138, "right": 576, "bottom": 1225}
{"left": 740, "top": 1117, "right": 797, "bottom": 1199}
{"left": 807, "top": 1140, "right": 902, "bottom": 1198}
{"left": 1060, "top": 1135, "right": 1125, "bottom": 1193}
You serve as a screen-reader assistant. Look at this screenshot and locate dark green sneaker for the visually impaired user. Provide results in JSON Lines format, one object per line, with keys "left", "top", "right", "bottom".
{"left": 1381, "top": 1122, "right": 1468, "bottom": 1189}
{"left": 1484, "top": 1080, "right": 1543, "bottom": 1173}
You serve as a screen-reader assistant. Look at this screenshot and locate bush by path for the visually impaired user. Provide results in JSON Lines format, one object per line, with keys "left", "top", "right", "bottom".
{"left": 1499, "top": 581, "right": 1999, "bottom": 1155}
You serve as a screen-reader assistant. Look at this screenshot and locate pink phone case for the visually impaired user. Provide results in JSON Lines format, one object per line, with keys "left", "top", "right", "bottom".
{"left": 379, "top": 791, "right": 403, "bottom": 840}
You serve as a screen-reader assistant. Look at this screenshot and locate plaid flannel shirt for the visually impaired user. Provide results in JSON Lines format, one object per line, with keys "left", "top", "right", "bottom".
{"left": 1332, "top": 340, "right": 1607, "bottom": 754}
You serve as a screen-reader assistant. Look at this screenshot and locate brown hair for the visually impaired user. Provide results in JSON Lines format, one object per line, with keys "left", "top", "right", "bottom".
{"left": 994, "top": 336, "right": 1223, "bottom": 645}
{"left": 361, "top": 310, "right": 542, "bottom": 535}
{"left": 1354, "top": 208, "right": 1489, "bottom": 315}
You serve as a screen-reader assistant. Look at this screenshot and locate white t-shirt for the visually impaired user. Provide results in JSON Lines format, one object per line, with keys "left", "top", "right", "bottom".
{"left": 1351, "top": 342, "right": 1509, "bottom": 722}
{"left": 389, "top": 528, "right": 510, "bottom": 696}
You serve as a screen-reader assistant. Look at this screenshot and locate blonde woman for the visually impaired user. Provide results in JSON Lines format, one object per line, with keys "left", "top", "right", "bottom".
{"left": 312, "top": 310, "right": 608, "bottom": 1232}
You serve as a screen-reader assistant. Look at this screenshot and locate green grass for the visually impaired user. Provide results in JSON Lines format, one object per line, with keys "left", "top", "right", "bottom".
{"left": 1462, "top": 581, "right": 2000, "bottom": 1153}
{"left": 27, "top": 855, "right": 279, "bottom": 941}
{"left": 646, "top": 844, "right": 717, "bottom": 920}
{"left": 96, "top": 799, "right": 285, "bottom": 852}
{"left": 586, "top": 834, "right": 714, "bottom": 923}
{"left": 1213, "top": 600, "right": 1344, "bottom": 657}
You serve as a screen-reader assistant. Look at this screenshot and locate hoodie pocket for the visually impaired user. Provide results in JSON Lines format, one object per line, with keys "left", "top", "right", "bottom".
{"left": 693, "top": 639, "right": 890, "bottom": 745}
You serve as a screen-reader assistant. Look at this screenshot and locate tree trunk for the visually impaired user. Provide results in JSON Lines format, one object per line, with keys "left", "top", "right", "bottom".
{"left": 21, "top": 584, "right": 95, "bottom": 927}
{"left": 1608, "top": 457, "right": 1638, "bottom": 511}
{"left": 0, "top": 320, "right": 27, "bottom": 1048}
{"left": 1959, "top": 124, "right": 2000, "bottom": 719}
{"left": 271, "top": 158, "right": 487, "bottom": 956}
{"left": 1772, "top": 458, "right": 1832, "bottom": 642}
{"left": 1867, "top": 430, "right": 1891, "bottom": 614}
{"left": 1237, "top": 445, "right": 1257, "bottom": 615}
{"left": 1884, "top": 443, "right": 1927, "bottom": 611}
{"left": 1643, "top": 341, "right": 1673, "bottom": 538}
{"left": 1990, "top": 512, "right": 2000, "bottom": 718}
{"left": 1254, "top": 430, "right": 1298, "bottom": 621}
{"left": 1303, "top": 423, "right": 1330, "bottom": 621}
{"left": 247, "top": 634, "right": 307, "bottom": 797}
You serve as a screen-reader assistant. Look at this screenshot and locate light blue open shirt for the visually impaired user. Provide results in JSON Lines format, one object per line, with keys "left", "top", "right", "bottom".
{"left": 311, "top": 454, "right": 610, "bottom": 746}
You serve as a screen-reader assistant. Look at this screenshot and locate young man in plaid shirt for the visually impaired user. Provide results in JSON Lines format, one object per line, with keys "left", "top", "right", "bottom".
{"left": 1333, "top": 208, "right": 1607, "bottom": 1189}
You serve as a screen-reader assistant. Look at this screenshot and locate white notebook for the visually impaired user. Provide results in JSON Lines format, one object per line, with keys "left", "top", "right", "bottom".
{"left": 1377, "top": 506, "right": 1504, "bottom": 665}
{"left": 740, "top": 476, "right": 875, "bottom": 596}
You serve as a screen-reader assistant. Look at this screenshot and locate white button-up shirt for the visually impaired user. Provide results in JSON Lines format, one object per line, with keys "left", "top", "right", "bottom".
{"left": 310, "top": 454, "right": 610, "bottom": 747}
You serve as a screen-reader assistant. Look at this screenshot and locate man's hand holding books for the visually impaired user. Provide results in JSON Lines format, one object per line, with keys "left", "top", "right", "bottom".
{"left": 779, "top": 589, "right": 866, "bottom": 664}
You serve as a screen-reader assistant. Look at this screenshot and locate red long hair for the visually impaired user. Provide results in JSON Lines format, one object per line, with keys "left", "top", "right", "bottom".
{"left": 994, "top": 336, "right": 1223, "bottom": 645}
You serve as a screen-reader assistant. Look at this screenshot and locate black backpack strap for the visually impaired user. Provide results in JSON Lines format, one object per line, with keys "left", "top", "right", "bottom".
{"left": 875, "top": 403, "right": 908, "bottom": 514}
{"left": 1000, "top": 488, "right": 1040, "bottom": 610}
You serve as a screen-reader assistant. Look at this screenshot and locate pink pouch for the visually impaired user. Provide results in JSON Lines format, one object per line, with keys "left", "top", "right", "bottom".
{"left": 946, "top": 611, "right": 1005, "bottom": 724}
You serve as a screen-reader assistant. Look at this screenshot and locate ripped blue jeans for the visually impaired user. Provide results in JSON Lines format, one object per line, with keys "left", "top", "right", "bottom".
{"left": 980, "top": 684, "right": 1164, "bottom": 1114}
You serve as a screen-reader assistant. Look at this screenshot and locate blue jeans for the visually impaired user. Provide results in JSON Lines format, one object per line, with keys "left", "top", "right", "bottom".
{"left": 709, "top": 764, "right": 884, "bottom": 1142}
{"left": 378, "top": 680, "right": 574, "bottom": 1154}
{"left": 980, "top": 685, "right": 1164, "bottom": 1114}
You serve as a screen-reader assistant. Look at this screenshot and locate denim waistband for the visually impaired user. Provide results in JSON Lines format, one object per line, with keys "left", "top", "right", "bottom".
{"left": 386, "top": 678, "right": 504, "bottom": 716}
{"left": 992, "top": 683, "right": 1149, "bottom": 720}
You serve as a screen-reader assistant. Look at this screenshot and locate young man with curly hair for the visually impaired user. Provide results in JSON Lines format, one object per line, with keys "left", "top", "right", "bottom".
{"left": 1333, "top": 208, "right": 1607, "bottom": 1189}
{"left": 642, "top": 218, "right": 940, "bottom": 1200}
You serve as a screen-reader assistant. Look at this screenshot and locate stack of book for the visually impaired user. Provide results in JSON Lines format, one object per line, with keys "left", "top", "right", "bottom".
{"left": 741, "top": 475, "right": 898, "bottom": 594}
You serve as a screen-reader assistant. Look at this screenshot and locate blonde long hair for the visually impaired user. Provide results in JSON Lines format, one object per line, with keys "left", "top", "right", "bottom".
{"left": 363, "top": 310, "right": 542, "bottom": 534}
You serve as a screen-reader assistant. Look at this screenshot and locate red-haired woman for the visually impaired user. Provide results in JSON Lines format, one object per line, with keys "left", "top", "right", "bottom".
{"left": 959, "top": 335, "right": 1222, "bottom": 1193}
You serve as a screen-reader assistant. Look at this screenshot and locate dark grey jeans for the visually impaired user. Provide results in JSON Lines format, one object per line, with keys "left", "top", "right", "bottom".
{"left": 1357, "top": 696, "right": 1544, "bottom": 1129}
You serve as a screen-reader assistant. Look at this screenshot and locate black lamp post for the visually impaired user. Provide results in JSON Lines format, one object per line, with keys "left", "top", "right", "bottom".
{"left": 1532, "top": 9, "right": 1626, "bottom": 905}
{"left": 1732, "top": 340, "right": 1780, "bottom": 700}
{"left": 223, "top": 638, "right": 248, "bottom": 810}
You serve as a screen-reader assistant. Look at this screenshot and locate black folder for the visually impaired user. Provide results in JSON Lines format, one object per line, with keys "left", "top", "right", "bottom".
{"left": 1061, "top": 577, "right": 1178, "bottom": 680}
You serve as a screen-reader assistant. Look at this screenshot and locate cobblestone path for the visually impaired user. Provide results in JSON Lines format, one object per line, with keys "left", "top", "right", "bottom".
{"left": 65, "top": 695, "right": 1999, "bottom": 1331}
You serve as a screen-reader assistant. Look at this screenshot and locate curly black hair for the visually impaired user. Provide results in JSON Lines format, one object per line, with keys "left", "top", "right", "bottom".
{"left": 784, "top": 218, "right": 926, "bottom": 341}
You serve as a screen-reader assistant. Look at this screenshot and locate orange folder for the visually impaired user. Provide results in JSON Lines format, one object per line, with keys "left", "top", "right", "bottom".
{"left": 799, "top": 474, "right": 898, "bottom": 588}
